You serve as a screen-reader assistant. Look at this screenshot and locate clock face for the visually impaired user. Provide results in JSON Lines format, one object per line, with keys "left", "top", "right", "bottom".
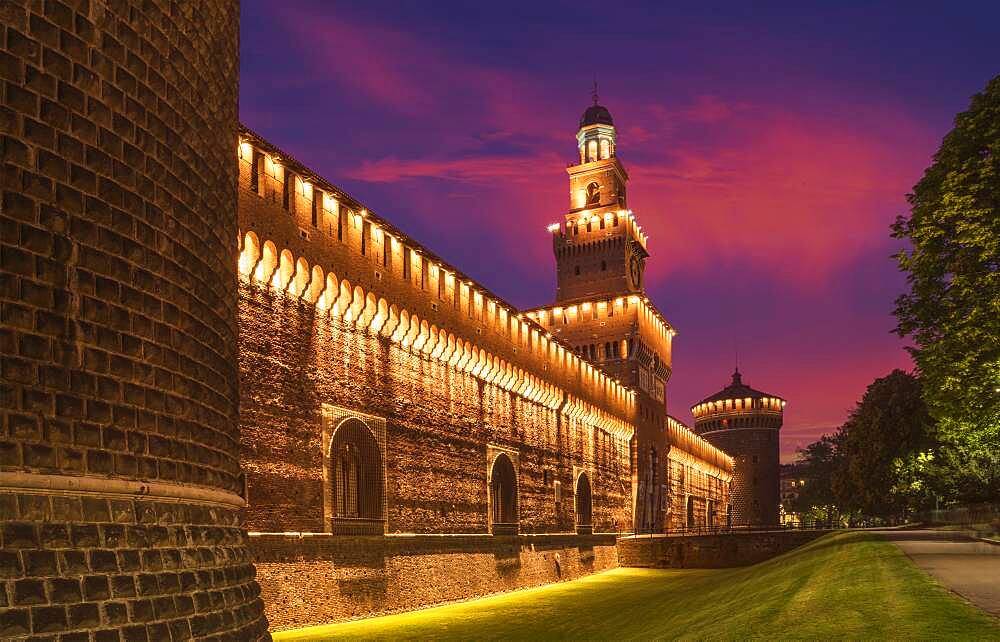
{"left": 628, "top": 256, "right": 642, "bottom": 289}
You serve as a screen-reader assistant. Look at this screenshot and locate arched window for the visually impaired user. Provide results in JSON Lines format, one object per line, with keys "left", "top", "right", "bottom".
{"left": 575, "top": 472, "right": 593, "bottom": 535}
{"left": 328, "top": 418, "right": 384, "bottom": 534}
{"left": 586, "top": 182, "right": 600, "bottom": 206}
{"left": 490, "top": 453, "right": 518, "bottom": 535}
{"left": 686, "top": 496, "right": 696, "bottom": 529}
{"left": 599, "top": 138, "right": 610, "bottom": 159}
{"left": 587, "top": 139, "right": 598, "bottom": 162}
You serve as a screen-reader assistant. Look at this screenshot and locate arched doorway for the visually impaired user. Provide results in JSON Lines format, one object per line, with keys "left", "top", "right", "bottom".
{"left": 490, "top": 453, "right": 518, "bottom": 535}
{"left": 575, "top": 472, "right": 593, "bottom": 535}
{"left": 328, "top": 418, "right": 384, "bottom": 535}
{"left": 686, "top": 496, "right": 695, "bottom": 530}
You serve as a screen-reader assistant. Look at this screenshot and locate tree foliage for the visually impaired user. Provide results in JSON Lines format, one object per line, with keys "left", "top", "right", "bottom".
{"left": 792, "top": 371, "right": 939, "bottom": 522}
{"left": 891, "top": 74, "right": 1000, "bottom": 502}
{"left": 832, "top": 370, "right": 937, "bottom": 517}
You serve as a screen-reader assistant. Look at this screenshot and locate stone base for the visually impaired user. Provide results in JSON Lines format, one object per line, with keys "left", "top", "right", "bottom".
{"left": 250, "top": 532, "right": 617, "bottom": 632}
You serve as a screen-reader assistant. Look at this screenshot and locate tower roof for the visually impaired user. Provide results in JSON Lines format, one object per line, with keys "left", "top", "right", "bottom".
{"left": 693, "top": 369, "right": 783, "bottom": 407}
{"left": 579, "top": 103, "right": 614, "bottom": 128}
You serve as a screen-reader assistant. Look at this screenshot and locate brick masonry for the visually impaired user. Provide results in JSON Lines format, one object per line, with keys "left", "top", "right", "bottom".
{"left": 250, "top": 533, "right": 619, "bottom": 632}
{"left": 617, "top": 530, "right": 830, "bottom": 568}
{"left": 0, "top": 1, "right": 268, "bottom": 639}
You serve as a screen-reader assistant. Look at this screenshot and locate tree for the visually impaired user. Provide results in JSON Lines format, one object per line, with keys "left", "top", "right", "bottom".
{"left": 791, "top": 434, "right": 843, "bottom": 526}
{"left": 832, "top": 370, "right": 937, "bottom": 520}
{"left": 891, "top": 74, "right": 1000, "bottom": 503}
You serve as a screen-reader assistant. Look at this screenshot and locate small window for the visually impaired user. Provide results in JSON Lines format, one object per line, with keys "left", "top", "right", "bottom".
{"left": 574, "top": 265, "right": 580, "bottom": 276}
{"left": 283, "top": 171, "right": 294, "bottom": 211}
{"left": 600, "top": 260, "right": 606, "bottom": 271}
{"left": 383, "top": 239, "right": 390, "bottom": 269}
{"left": 752, "top": 455, "right": 759, "bottom": 465}
{"left": 403, "top": 247, "right": 411, "bottom": 279}
{"left": 250, "top": 150, "right": 262, "bottom": 194}
{"left": 311, "top": 188, "right": 321, "bottom": 227}
{"left": 361, "top": 221, "right": 369, "bottom": 256}
{"left": 337, "top": 206, "right": 345, "bottom": 242}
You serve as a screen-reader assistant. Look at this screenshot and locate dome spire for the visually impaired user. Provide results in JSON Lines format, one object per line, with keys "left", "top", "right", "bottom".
{"left": 592, "top": 76, "right": 599, "bottom": 105}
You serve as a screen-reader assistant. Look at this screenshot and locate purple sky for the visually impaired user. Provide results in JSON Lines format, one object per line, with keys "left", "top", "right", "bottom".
{"left": 239, "top": 1, "right": 1000, "bottom": 460}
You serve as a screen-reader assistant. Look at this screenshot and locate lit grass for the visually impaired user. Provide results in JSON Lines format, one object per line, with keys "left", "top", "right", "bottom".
{"left": 275, "top": 532, "right": 1000, "bottom": 640}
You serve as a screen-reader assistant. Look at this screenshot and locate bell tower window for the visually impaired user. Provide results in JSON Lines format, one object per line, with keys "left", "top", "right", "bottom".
{"left": 587, "top": 139, "right": 598, "bottom": 162}
{"left": 586, "top": 182, "right": 600, "bottom": 206}
{"left": 600, "top": 138, "right": 610, "bottom": 159}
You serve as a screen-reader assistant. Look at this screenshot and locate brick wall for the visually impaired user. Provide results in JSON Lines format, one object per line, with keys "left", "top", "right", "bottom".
{"left": 239, "top": 283, "right": 633, "bottom": 535}
{"left": 0, "top": 1, "right": 267, "bottom": 639}
{"left": 617, "top": 530, "right": 830, "bottom": 568}
{"left": 250, "top": 533, "right": 619, "bottom": 631}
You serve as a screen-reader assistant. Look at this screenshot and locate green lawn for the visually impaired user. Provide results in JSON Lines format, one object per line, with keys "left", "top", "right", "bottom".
{"left": 275, "top": 532, "right": 999, "bottom": 640}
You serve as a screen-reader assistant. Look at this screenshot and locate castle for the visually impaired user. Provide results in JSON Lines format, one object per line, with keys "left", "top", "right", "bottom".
{"left": 0, "top": 3, "right": 780, "bottom": 638}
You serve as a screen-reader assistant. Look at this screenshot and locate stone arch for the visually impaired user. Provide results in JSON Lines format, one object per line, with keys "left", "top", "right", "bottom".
{"left": 348, "top": 285, "right": 366, "bottom": 324}
{"left": 430, "top": 328, "right": 447, "bottom": 359}
{"left": 318, "top": 272, "right": 339, "bottom": 311}
{"left": 442, "top": 333, "right": 457, "bottom": 363}
{"left": 392, "top": 309, "right": 410, "bottom": 343}
{"left": 238, "top": 231, "right": 260, "bottom": 277}
{"left": 254, "top": 240, "right": 278, "bottom": 284}
{"left": 575, "top": 471, "right": 593, "bottom": 534}
{"left": 287, "top": 256, "right": 309, "bottom": 297}
{"left": 305, "top": 264, "right": 325, "bottom": 303}
{"left": 328, "top": 417, "right": 385, "bottom": 535}
{"left": 413, "top": 319, "right": 430, "bottom": 352}
{"left": 404, "top": 314, "right": 421, "bottom": 348}
{"left": 371, "top": 298, "right": 389, "bottom": 334}
{"left": 489, "top": 452, "right": 518, "bottom": 535}
{"left": 336, "top": 279, "right": 353, "bottom": 317}
{"left": 358, "top": 291, "right": 377, "bottom": 329}
{"left": 382, "top": 304, "right": 400, "bottom": 338}
{"left": 273, "top": 248, "right": 295, "bottom": 291}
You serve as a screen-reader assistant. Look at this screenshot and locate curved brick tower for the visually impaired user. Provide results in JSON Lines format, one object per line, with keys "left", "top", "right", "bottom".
{"left": 1, "top": 2, "right": 268, "bottom": 639}
{"left": 690, "top": 370, "right": 784, "bottom": 526}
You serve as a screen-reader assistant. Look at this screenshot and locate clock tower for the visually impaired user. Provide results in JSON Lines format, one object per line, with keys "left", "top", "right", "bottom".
{"left": 553, "top": 93, "right": 649, "bottom": 303}
{"left": 528, "top": 94, "right": 674, "bottom": 534}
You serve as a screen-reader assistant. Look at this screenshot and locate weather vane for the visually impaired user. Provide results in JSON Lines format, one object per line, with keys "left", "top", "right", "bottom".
{"left": 592, "top": 76, "right": 599, "bottom": 105}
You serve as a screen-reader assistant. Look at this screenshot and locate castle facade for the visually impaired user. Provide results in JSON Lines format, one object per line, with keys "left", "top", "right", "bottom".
{"left": 236, "top": 102, "right": 732, "bottom": 627}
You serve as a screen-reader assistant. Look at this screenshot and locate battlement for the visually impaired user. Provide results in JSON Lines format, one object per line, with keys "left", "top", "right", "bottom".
{"left": 236, "top": 125, "right": 635, "bottom": 437}
{"left": 547, "top": 210, "right": 648, "bottom": 250}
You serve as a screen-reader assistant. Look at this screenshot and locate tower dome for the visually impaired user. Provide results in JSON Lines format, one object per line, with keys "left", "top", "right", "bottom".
{"left": 580, "top": 103, "right": 614, "bottom": 128}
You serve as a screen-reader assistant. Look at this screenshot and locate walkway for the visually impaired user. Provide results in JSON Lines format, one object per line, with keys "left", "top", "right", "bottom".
{"left": 878, "top": 529, "right": 1000, "bottom": 616}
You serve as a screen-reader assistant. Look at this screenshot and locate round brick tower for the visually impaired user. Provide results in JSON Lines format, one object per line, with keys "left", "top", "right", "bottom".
{"left": 0, "top": 2, "right": 268, "bottom": 639}
{"left": 690, "top": 370, "right": 784, "bottom": 526}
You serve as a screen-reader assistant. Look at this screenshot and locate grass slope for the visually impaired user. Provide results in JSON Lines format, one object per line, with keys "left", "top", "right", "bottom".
{"left": 275, "top": 532, "right": 1000, "bottom": 640}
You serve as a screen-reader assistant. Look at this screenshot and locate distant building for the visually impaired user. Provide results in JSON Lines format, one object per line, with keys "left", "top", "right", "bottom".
{"left": 780, "top": 463, "right": 808, "bottom": 525}
{"left": 691, "top": 370, "right": 785, "bottom": 526}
